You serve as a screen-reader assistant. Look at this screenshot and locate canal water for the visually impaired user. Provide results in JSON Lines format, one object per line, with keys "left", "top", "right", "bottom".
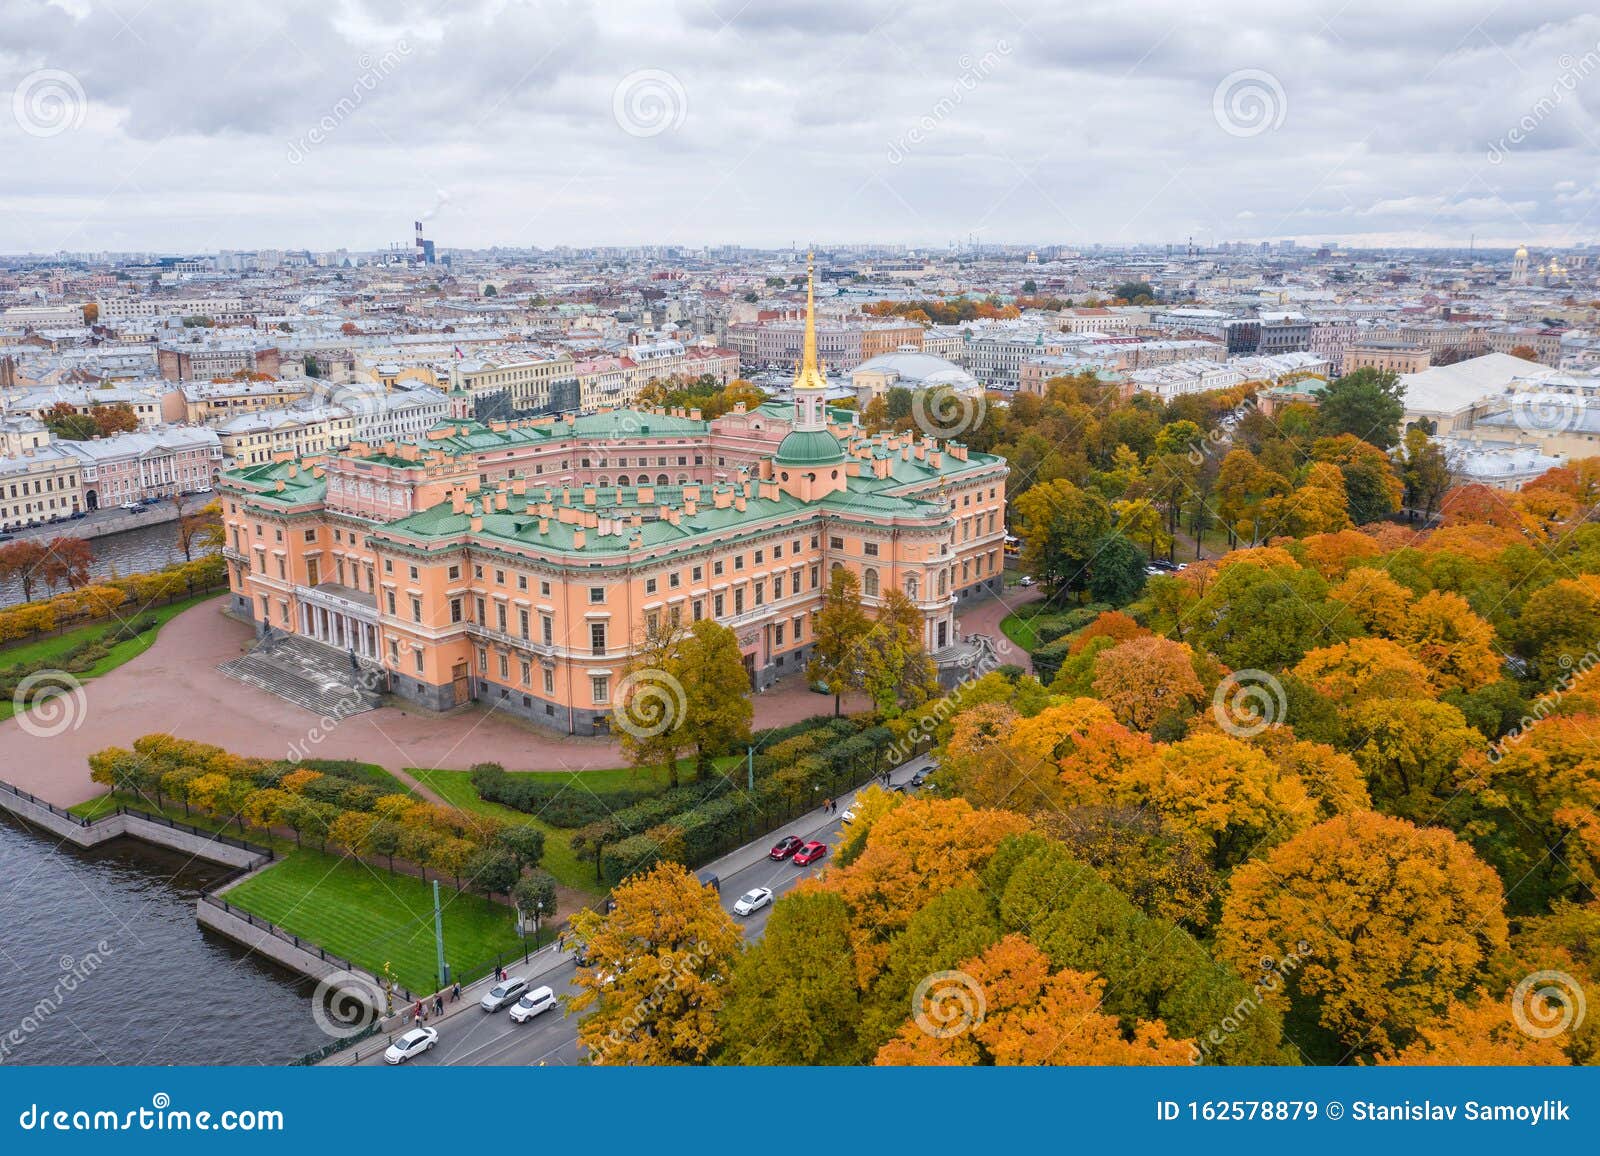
{"left": 0, "top": 812, "right": 330, "bottom": 1066}
{"left": 0, "top": 520, "right": 195, "bottom": 609}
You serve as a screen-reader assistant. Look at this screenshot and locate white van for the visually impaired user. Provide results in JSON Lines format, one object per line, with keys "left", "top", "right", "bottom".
{"left": 508, "top": 985, "right": 557, "bottom": 1022}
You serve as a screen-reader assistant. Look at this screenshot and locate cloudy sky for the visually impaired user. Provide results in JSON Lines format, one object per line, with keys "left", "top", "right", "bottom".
{"left": 2, "top": 0, "right": 1599, "bottom": 254}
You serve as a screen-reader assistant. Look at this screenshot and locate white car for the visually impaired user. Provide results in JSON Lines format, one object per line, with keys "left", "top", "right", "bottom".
{"left": 732, "top": 887, "right": 773, "bottom": 916}
{"left": 1018, "top": 575, "right": 1035, "bottom": 587}
{"left": 119, "top": 500, "right": 141, "bottom": 511}
{"left": 508, "top": 985, "right": 556, "bottom": 1022}
{"left": 840, "top": 807, "right": 858, "bottom": 824}
{"left": 480, "top": 976, "right": 528, "bottom": 1011}
{"left": 384, "top": 1026, "right": 437, "bottom": 1064}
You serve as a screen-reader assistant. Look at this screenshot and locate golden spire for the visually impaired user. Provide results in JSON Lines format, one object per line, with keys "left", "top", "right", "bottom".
{"left": 794, "top": 249, "right": 828, "bottom": 392}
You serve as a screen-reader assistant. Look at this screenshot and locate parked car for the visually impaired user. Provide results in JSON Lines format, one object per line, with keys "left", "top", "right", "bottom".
{"left": 119, "top": 500, "right": 141, "bottom": 511}
{"left": 769, "top": 835, "right": 804, "bottom": 861}
{"left": 383, "top": 1026, "right": 438, "bottom": 1064}
{"left": 507, "top": 985, "right": 556, "bottom": 1022}
{"left": 732, "top": 887, "right": 773, "bottom": 916}
{"left": 840, "top": 807, "right": 858, "bottom": 824}
{"left": 480, "top": 976, "right": 528, "bottom": 1011}
{"left": 909, "top": 769, "right": 931, "bottom": 788}
{"left": 68, "top": 511, "right": 86, "bottom": 520}
{"left": 793, "top": 841, "right": 828, "bottom": 866}
{"left": 1017, "top": 575, "right": 1035, "bottom": 587}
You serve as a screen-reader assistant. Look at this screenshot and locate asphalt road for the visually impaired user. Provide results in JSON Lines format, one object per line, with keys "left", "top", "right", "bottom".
{"left": 359, "top": 755, "right": 933, "bottom": 1068}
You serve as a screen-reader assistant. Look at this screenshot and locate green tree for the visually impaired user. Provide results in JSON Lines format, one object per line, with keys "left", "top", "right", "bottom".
{"left": 1086, "top": 533, "right": 1147, "bottom": 604}
{"left": 675, "top": 619, "right": 754, "bottom": 779}
{"left": 496, "top": 824, "right": 546, "bottom": 871}
{"left": 511, "top": 869, "right": 558, "bottom": 939}
{"left": 718, "top": 890, "right": 865, "bottom": 1065}
{"left": 1315, "top": 367, "right": 1405, "bottom": 448}
{"left": 808, "top": 566, "right": 874, "bottom": 715}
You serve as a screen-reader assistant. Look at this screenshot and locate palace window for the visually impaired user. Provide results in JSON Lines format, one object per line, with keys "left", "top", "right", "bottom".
{"left": 543, "top": 668, "right": 555, "bottom": 694}
{"left": 589, "top": 586, "right": 605, "bottom": 604}
{"left": 863, "top": 568, "right": 879, "bottom": 596}
{"left": 590, "top": 622, "right": 606, "bottom": 656}
{"left": 591, "top": 675, "right": 609, "bottom": 705}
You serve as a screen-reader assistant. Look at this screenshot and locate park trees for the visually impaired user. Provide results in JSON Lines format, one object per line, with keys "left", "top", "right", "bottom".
{"left": 1315, "top": 367, "right": 1405, "bottom": 448}
{"left": 1218, "top": 812, "right": 1508, "bottom": 1061}
{"left": 718, "top": 890, "right": 865, "bottom": 1065}
{"left": 567, "top": 862, "right": 743, "bottom": 1065}
{"left": 875, "top": 935, "right": 1192, "bottom": 1066}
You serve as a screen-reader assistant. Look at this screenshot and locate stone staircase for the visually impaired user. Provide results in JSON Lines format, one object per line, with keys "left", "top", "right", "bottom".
{"left": 218, "top": 634, "right": 385, "bottom": 718}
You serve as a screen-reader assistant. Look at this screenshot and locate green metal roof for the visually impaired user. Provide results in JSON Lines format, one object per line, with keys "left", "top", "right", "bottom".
{"left": 774, "top": 428, "right": 846, "bottom": 466}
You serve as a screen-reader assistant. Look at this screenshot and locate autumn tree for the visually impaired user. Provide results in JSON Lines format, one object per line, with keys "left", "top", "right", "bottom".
{"left": 0, "top": 540, "right": 49, "bottom": 604}
{"left": 1147, "top": 732, "right": 1316, "bottom": 867}
{"left": 1218, "top": 811, "right": 1509, "bottom": 1061}
{"left": 807, "top": 566, "right": 873, "bottom": 716}
{"left": 1385, "top": 993, "right": 1573, "bottom": 1066}
{"left": 1346, "top": 698, "right": 1484, "bottom": 821}
{"left": 1091, "top": 635, "right": 1205, "bottom": 733}
{"left": 567, "top": 862, "right": 743, "bottom": 1065}
{"left": 864, "top": 586, "right": 938, "bottom": 715}
{"left": 1010, "top": 478, "right": 1112, "bottom": 592}
{"left": 823, "top": 797, "right": 1031, "bottom": 988}
{"left": 875, "top": 934, "right": 1192, "bottom": 1066}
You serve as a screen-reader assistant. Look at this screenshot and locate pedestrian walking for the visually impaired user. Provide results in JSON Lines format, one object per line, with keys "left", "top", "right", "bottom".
{"left": 434, "top": 993, "right": 444, "bottom": 1017}
{"left": 451, "top": 982, "right": 461, "bottom": 1002}
{"left": 413, "top": 1000, "right": 423, "bottom": 1023}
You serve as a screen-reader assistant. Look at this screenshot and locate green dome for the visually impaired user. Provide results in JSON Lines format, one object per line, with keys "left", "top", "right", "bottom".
{"left": 774, "top": 428, "right": 846, "bottom": 467}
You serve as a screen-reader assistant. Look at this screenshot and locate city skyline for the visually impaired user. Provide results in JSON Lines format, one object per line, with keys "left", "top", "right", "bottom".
{"left": 3, "top": 1, "right": 1599, "bottom": 253}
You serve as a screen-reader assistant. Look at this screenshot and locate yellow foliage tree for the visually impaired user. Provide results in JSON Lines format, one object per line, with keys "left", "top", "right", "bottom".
{"left": 567, "top": 862, "right": 743, "bottom": 1065}
{"left": 1219, "top": 811, "right": 1509, "bottom": 1060}
{"left": 874, "top": 935, "right": 1192, "bottom": 1066}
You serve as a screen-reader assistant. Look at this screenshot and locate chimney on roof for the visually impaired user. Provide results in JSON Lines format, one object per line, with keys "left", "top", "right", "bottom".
{"left": 582, "top": 486, "right": 596, "bottom": 506}
{"left": 572, "top": 529, "right": 585, "bottom": 549}
{"left": 538, "top": 517, "right": 550, "bottom": 535}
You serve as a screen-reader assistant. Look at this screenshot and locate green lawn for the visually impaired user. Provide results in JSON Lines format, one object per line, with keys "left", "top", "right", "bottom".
{"left": 222, "top": 848, "right": 530, "bottom": 994}
{"left": 0, "top": 591, "right": 222, "bottom": 721}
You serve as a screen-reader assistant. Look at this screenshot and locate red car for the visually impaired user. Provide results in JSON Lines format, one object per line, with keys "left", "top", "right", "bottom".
{"left": 792, "top": 840, "right": 828, "bottom": 866}
{"left": 769, "top": 835, "right": 804, "bottom": 861}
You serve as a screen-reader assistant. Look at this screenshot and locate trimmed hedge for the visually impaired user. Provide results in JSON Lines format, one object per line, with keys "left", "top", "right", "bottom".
{"left": 470, "top": 762, "right": 669, "bottom": 827}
